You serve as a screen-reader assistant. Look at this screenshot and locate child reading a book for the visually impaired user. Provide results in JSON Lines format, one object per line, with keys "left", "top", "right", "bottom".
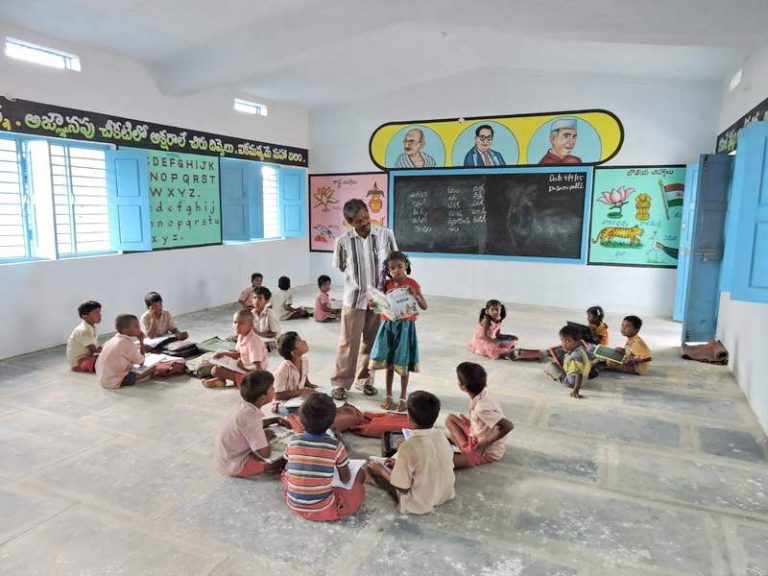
{"left": 314, "top": 274, "right": 340, "bottom": 322}
{"left": 252, "top": 287, "right": 281, "bottom": 338}
{"left": 282, "top": 394, "right": 366, "bottom": 522}
{"left": 369, "top": 251, "right": 428, "bottom": 412}
{"left": 273, "top": 276, "right": 311, "bottom": 321}
{"left": 600, "top": 315, "right": 652, "bottom": 375}
{"left": 140, "top": 292, "right": 188, "bottom": 341}
{"left": 215, "top": 370, "right": 290, "bottom": 477}
{"left": 67, "top": 300, "right": 102, "bottom": 372}
{"left": 272, "top": 331, "right": 318, "bottom": 413}
{"left": 545, "top": 326, "right": 592, "bottom": 399}
{"left": 468, "top": 300, "right": 518, "bottom": 360}
{"left": 238, "top": 272, "right": 264, "bottom": 309}
{"left": 366, "top": 391, "right": 455, "bottom": 514}
{"left": 203, "top": 309, "right": 268, "bottom": 388}
{"left": 96, "top": 314, "right": 151, "bottom": 389}
{"left": 445, "top": 362, "right": 514, "bottom": 467}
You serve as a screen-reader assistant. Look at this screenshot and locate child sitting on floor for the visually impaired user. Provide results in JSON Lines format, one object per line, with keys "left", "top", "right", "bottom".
{"left": 468, "top": 299, "right": 518, "bottom": 360}
{"left": 273, "top": 276, "right": 311, "bottom": 320}
{"left": 203, "top": 309, "right": 268, "bottom": 388}
{"left": 96, "top": 314, "right": 151, "bottom": 389}
{"left": 282, "top": 394, "right": 366, "bottom": 522}
{"left": 252, "top": 287, "right": 281, "bottom": 338}
{"left": 586, "top": 305, "right": 609, "bottom": 347}
{"left": 238, "top": 272, "right": 264, "bottom": 309}
{"left": 367, "top": 391, "right": 456, "bottom": 514}
{"left": 140, "top": 292, "right": 188, "bottom": 340}
{"left": 214, "top": 371, "right": 289, "bottom": 478}
{"left": 601, "top": 315, "right": 652, "bottom": 375}
{"left": 272, "top": 331, "right": 318, "bottom": 413}
{"left": 67, "top": 300, "right": 102, "bottom": 373}
{"left": 314, "top": 275, "right": 341, "bottom": 322}
{"left": 445, "top": 362, "right": 514, "bottom": 468}
{"left": 545, "top": 325, "right": 591, "bottom": 399}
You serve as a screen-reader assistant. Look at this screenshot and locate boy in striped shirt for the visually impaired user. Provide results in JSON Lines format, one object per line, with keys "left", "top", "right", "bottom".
{"left": 282, "top": 394, "right": 365, "bottom": 521}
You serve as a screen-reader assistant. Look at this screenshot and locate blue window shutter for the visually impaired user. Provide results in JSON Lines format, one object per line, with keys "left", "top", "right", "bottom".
{"left": 278, "top": 168, "right": 306, "bottom": 237}
{"left": 731, "top": 121, "right": 768, "bottom": 304}
{"left": 106, "top": 149, "right": 151, "bottom": 252}
{"left": 221, "top": 158, "right": 250, "bottom": 241}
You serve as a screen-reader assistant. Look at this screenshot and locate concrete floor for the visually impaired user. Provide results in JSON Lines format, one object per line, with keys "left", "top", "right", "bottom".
{"left": 1, "top": 286, "right": 767, "bottom": 576}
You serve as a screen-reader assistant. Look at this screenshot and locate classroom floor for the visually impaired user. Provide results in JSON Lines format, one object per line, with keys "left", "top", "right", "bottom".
{"left": 1, "top": 286, "right": 767, "bottom": 576}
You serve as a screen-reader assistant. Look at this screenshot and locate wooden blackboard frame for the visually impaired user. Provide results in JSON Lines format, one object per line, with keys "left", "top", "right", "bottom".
{"left": 389, "top": 166, "right": 593, "bottom": 264}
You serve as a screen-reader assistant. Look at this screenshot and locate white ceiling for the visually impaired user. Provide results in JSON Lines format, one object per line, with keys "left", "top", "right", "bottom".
{"left": 0, "top": 0, "right": 765, "bottom": 107}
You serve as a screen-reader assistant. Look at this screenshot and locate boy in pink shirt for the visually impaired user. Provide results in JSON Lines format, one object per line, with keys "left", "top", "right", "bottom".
{"left": 314, "top": 275, "right": 340, "bottom": 322}
{"left": 272, "top": 331, "right": 318, "bottom": 413}
{"left": 445, "top": 362, "right": 514, "bottom": 469}
{"left": 215, "top": 371, "right": 289, "bottom": 477}
{"left": 204, "top": 309, "right": 268, "bottom": 388}
{"left": 96, "top": 314, "right": 152, "bottom": 389}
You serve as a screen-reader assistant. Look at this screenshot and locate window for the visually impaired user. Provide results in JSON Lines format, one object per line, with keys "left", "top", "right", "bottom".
{"left": 0, "top": 138, "right": 26, "bottom": 259}
{"left": 49, "top": 144, "right": 110, "bottom": 256}
{"left": 233, "top": 98, "right": 267, "bottom": 117}
{"left": 0, "top": 135, "right": 111, "bottom": 262}
{"left": 261, "top": 166, "right": 279, "bottom": 238}
{"left": 220, "top": 158, "right": 306, "bottom": 242}
{"left": 4, "top": 37, "right": 81, "bottom": 71}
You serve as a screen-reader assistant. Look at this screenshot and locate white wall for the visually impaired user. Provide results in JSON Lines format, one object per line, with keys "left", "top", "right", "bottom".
{"left": 0, "top": 24, "right": 311, "bottom": 359}
{"left": 716, "top": 44, "right": 768, "bottom": 434}
{"left": 309, "top": 67, "right": 722, "bottom": 315}
{"left": 0, "top": 239, "right": 309, "bottom": 359}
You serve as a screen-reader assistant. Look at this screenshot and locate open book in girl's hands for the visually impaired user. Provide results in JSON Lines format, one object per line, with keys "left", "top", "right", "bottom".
{"left": 368, "top": 286, "right": 419, "bottom": 320}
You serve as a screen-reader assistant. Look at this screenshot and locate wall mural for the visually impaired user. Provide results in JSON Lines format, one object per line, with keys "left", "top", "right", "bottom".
{"left": 309, "top": 173, "right": 388, "bottom": 252}
{"left": 588, "top": 166, "right": 686, "bottom": 268}
{"left": 369, "top": 109, "right": 623, "bottom": 170}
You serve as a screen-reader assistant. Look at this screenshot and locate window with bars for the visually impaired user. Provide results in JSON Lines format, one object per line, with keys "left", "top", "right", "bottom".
{"left": 49, "top": 144, "right": 110, "bottom": 256}
{"left": 0, "top": 138, "right": 26, "bottom": 260}
{"left": 261, "top": 165, "right": 280, "bottom": 238}
{"left": 0, "top": 135, "right": 112, "bottom": 262}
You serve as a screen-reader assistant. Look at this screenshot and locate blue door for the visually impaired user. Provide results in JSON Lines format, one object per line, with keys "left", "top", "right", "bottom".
{"left": 681, "top": 154, "right": 732, "bottom": 342}
{"left": 673, "top": 163, "right": 699, "bottom": 321}
{"left": 730, "top": 121, "right": 768, "bottom": 305}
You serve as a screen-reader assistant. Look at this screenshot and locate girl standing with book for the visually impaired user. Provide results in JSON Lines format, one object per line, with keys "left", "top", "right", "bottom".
{"left": 369, "top": 252, "right": 428, "bottom": 412}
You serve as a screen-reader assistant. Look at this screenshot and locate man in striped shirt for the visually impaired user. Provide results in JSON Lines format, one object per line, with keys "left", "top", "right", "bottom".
{"left": 282, "top": 394, "right": 365, "bottom": 521}
{"left": 331, "top": 199, "right": 398, "bottom": 400}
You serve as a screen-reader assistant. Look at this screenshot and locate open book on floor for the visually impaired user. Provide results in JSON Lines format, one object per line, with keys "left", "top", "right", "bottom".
{"left": 209, "top": 356, "right": 247, "bottom": 374}
{"left": 256, "top": 425, "right": 295, "bottom": 464}
{"left": 197, "top": 337, "right": 236, "bottom": 353}
{"left": 143, "top": 333, "right": 177, "bottom": 351}
{"left": 332, "top": 459, "right": 366, "bottom": 489}
{"left": 594, "top": 345, "right": 625, "bottom": 363}
{"left": 131, "top": 353, "right": 180, "bottom": 377}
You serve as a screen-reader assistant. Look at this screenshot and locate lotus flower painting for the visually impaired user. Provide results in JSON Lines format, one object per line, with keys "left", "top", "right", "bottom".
{"left": 597, "top": 185, "right": 635, "bottom": 219}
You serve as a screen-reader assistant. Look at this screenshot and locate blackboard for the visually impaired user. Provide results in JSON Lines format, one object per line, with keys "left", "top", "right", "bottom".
{"left": 392, "top": 169, "right": 589, "bottom": 260}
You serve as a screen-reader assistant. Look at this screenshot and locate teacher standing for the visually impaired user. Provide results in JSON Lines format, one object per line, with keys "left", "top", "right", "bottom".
{"left": 331, "top": 199, "right": 398, "bottom": 400}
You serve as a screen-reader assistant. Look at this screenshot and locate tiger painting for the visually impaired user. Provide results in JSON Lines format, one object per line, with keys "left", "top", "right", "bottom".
{"left": 592, "top": 225, "right": 644, "bottom": 246}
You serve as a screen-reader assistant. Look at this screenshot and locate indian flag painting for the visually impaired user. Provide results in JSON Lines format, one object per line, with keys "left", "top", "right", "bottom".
{"left": 660, "top": 180, "right": 685, "bottom": 218}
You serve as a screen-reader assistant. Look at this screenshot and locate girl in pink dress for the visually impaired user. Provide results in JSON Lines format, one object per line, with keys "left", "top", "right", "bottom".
{"left": 468, "top": 300, "right": 518, "bottom": 360}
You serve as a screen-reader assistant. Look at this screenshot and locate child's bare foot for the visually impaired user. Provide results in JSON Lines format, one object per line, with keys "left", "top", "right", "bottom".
{"left": 396, "top": 398, "right": 407, "bottom": 413}
{"left": 380, "top": 396, "right": 395, "bottom": 411}
{"left": 202, "top": 378, "right": 227, "bottom": 388}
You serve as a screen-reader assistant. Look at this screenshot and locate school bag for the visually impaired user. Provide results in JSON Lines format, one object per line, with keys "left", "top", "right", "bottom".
{"left": 164, "top": 340, "right": 201, "bottom": 358}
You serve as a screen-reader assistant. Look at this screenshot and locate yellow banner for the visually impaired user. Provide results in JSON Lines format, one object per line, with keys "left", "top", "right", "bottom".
{"left": 370, "top": 109, "right": 623, "bottom": 170}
